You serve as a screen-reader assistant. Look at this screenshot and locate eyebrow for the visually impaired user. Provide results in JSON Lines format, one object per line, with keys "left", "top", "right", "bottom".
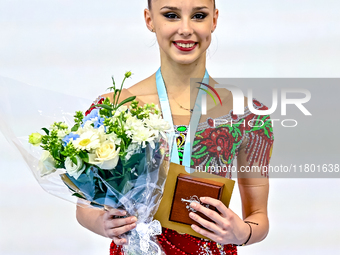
{"left": 160, "top": 6, "right": 209, "bottom": 11}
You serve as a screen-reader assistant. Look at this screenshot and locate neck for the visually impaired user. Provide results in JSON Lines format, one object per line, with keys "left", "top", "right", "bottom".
{"left": 159, "top": 52, "right": 207, "bottom": 95}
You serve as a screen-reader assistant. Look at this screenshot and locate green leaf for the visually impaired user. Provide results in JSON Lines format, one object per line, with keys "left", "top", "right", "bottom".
{"left": 51, "top": 148, "right": 60, "bottom": 160}
{"left": 97, "top": 179, "right": 105, "bottom": 193}
{"left": 106, "top": 176, "right": 123, "bottom": 182}
{"left": 122, "top": 153, "right": 143, "bottom": 168}
{"left": 41, "top": 128, "right": 49, "bottom": 135}
{"left": 71, "top": 124, "right": 80, "bottom": 132}
{"left": 90, "top": 201, "right": 105, "bottom": 210}
{"left": 94, "top": 104, "right": 114, "bottom": 111}
{"left": 72, "top": 192, "right": 86, "bottom": 200}
{"left": 71, "top": 156, "right": 77, "bottom": 164}
{"left": 99, "top": 168, "right": 106, "bottom": 177}
{"left": 118, "top": 174, "right": 131, "bottom": 192}
{"left": 116, "top": 96, "right": 136, "bottom": 109}
{"left": 79, "top": 151, "right": 89, "bottom": 163}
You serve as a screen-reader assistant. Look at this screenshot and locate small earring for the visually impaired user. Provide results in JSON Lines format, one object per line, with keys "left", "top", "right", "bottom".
{"left": 151, "top": 28, "right": 155, "bottom": 32}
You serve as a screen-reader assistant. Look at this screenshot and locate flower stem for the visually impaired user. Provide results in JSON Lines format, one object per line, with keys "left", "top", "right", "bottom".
{"left": 114, "top": 76, "right": 127, "bottom": 107}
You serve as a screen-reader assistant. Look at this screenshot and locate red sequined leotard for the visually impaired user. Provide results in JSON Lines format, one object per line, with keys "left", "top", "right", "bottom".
{"left": 87, "top": 94, "right": 274, "bottom": 255}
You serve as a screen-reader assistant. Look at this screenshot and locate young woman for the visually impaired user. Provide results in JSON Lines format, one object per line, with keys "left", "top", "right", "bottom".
{"left": 76, "top": 0, "right": 274, "bottom": 254}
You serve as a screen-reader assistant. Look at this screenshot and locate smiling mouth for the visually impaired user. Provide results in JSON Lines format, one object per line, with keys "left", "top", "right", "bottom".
{"left": 173, "top": 41, "right": 198, "bottom": 51}
{"left": 174, "top": 42, "right": 197, "bottom": 48}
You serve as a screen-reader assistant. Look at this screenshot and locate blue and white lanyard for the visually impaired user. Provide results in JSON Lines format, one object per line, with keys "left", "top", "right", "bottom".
{"left": 155, "top": 67, "right": 209, "bottom": 170}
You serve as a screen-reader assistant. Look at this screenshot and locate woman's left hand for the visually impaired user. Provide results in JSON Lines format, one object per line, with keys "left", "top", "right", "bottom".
{"left": 189, "top": 197, "right": 250, "bottom": 245}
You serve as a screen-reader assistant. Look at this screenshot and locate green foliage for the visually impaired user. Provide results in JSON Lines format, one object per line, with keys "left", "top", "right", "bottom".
{"left": 60, "top": 143, "right": 77, "bottom": 159}
{"left": 41, "top": 128, "right": 49, "bottom": 135}
{"left": 51, "top": 122, "right": 68, "bottom": 130}
{"left": 41, "top": 129, "right": 64, "bottom": 167}
{"left": 129, "top": 100, "right": 159, "bottom": 120}
{"left": 98, "top": 98, "right": 114, "bottom": 117}
{"left": 106, "top": 72, "right": 134, "bottom": 110}
{"left": 74, "top": 111, "right": 84, "bottom": 125}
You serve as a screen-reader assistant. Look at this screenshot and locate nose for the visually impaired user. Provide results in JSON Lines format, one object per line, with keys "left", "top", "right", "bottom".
{"left": 178, "top": 17, "right": 193, "bottom": 36}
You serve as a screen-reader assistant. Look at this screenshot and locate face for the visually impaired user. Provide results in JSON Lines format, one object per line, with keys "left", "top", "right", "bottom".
{"left": 145, "top": 0, "right": 218, "bottom": 65}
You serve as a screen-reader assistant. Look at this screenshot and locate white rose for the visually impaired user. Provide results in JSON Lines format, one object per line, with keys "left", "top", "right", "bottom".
{"left": 65, "top": 156, "right": 86, "bottom": 180}
{"left": 39, "top": 151, "right": 56, "bottom": 177}
{"left": 89, "top": 142, "right": 120, "bottom": 170}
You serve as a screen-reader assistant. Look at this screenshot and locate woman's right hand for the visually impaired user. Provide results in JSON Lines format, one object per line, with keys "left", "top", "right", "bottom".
{"left": 103, "top": 208, "right": 137, "bottom": 245}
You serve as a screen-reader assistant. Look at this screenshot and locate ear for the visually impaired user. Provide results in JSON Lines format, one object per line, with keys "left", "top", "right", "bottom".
{"left": 144, "top": 8, "right": 154, "bottom": 32}
{"left": 211, "top": 8, "right": 219, "bottom": 33}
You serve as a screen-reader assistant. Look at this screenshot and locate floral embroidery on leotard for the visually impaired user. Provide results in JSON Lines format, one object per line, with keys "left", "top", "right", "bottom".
{"left": 175, "top": 98, "right": 274, "bottom": 178}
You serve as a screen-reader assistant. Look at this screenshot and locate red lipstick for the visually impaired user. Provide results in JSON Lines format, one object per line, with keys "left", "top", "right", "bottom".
{"left": 173, "top": 40, "right": 198, "bottom": 52}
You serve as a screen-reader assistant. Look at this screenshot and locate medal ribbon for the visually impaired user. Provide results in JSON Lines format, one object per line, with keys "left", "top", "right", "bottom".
{"left": 155, "top": 67, "right": 209, "bottom": 170}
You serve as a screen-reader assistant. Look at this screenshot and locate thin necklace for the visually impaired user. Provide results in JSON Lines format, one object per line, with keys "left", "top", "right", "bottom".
{"left": 171, "top": 95, "right": 193, "bottom": 113}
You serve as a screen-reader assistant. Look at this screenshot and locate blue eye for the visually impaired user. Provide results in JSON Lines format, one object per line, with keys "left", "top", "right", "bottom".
{"left": 164, "top": 13, "right": 179, "bottom": 19}
{"left": 193, "top": 13, "right": 207, "bottom": 20}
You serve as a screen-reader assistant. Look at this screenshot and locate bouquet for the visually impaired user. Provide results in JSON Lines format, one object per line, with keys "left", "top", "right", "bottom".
{"left": 24, "top": 72, "right": 174, "bottom": 255}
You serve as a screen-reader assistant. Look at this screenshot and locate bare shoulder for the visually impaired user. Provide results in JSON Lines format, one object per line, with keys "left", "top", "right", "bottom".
{"left": 209, "top": 77, "right": 249, "bottom": 106}
{"left": 127, "top": 73, "right": 157, "bottom": 96}
{"left": 210, "top": 77, "right": 232, "bottom": 102}
{"left": 101, "top": 73, "right": 157, "bottom": 104}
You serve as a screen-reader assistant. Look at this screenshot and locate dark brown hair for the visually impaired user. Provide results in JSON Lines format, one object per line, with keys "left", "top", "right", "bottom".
{"left": 148, "top": 0, "right": 216, "bottom": 10}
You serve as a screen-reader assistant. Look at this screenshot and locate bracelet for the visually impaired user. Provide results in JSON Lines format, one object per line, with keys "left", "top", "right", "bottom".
{"left": 235, "top": 221, "right": 259, "bottom": 246}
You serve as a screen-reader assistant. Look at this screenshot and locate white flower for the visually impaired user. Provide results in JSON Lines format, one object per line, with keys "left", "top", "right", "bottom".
{"left": 39, "top": 151, "right": 56, "bottom": 177}
{"left": 113, "top": 105, "right": 128, "bottom": 118}
{"left": 105, "top": 132, "right": 121, "bottom": 145}
{"left": 131, "top": 126, "right": 156, "bottom": 148}
{"left": 57, "top": 129, "right": 70, "bottom": 139}
{"left": 96, "top": 125, "right": 108, "bottom": 143}
{"left": 79, "top": 121, "right": 95, "bottom": 133}
{"left": 125, "top": 116, "right": 144, "bottom": 137}
{"left": 125, "top": 143, "right": 141, "bottom": 160}
{"left": 73, "top": 131, "right": 101, "bottom": 151}
{"left": 144, "top": 113, "right": 171, "bottom": 134}
{"left": 117, "top": 105, "right": 128, "bottom": 113}
{"left": 65, "top": 156, "right": 86, "bottom": 180}
{"left": 88, "top": 142, "right": 120, "bottom": 170}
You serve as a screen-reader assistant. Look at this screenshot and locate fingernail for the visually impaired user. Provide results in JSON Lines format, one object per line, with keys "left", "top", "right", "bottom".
{"left": 189, "top": 212, "right": 194, "bottom": 218}
{"left": 200, "top": 197, "right": 206, "bottom": 201}
{"left": 131, "top": 217, "right": 137, "bottom": 223}
{"left": 131, "top": 223, "right": 136, "bottom": 228}
{"left": 119, "top": 210, "right": 126, "bottom": 215}
{"left": 190, "top": 202, "right": 197, "bottom": 208}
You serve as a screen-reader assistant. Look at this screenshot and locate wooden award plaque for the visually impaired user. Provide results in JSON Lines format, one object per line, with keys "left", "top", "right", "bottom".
{"left": 154, "top": 163, "right": 235, "bottom": 240}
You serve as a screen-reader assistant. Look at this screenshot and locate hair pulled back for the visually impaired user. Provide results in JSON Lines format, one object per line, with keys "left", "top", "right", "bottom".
{"left": 147, "top": 0, "right": 216, "bottom": 10}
